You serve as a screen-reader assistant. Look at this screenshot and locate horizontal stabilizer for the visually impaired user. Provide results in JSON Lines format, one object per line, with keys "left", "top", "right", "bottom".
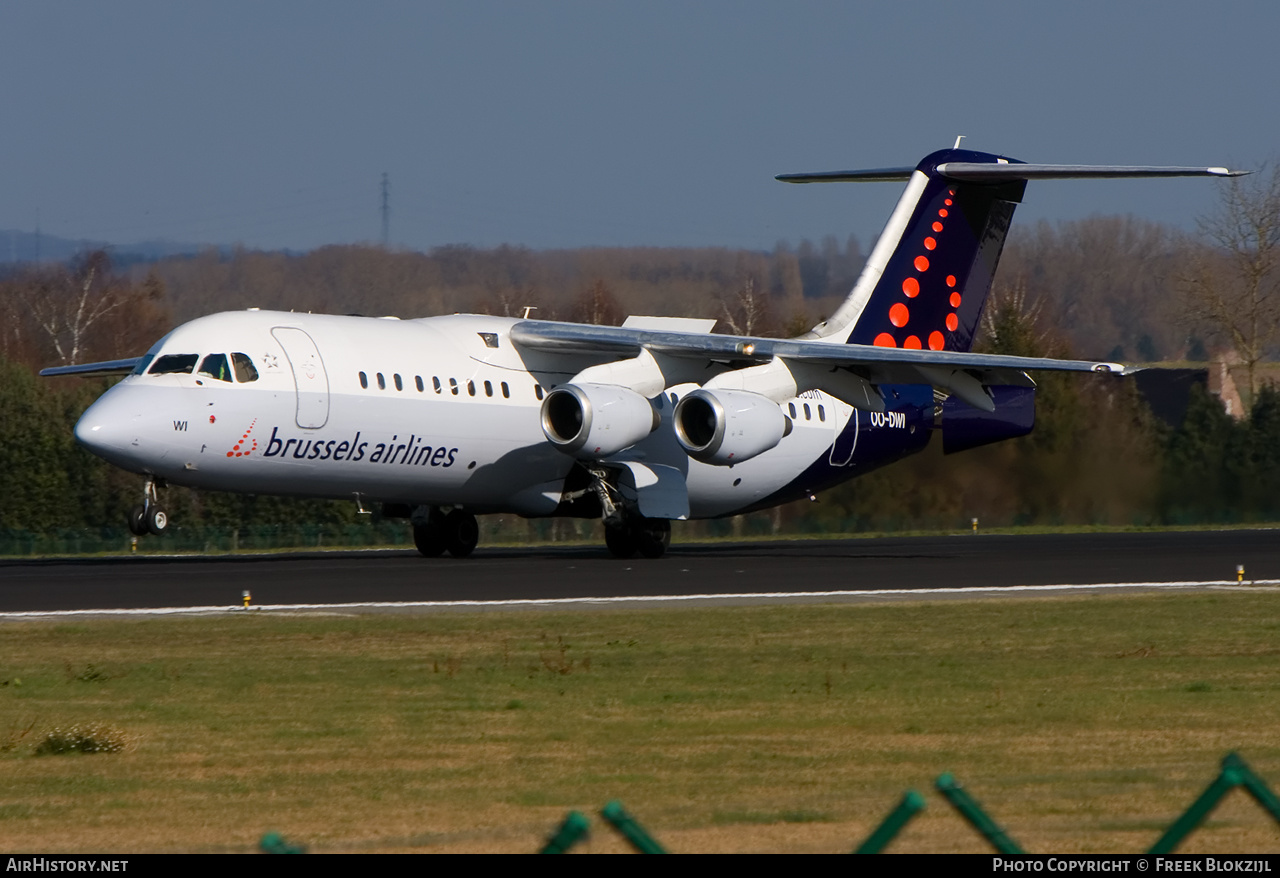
{"left": 778, "top": 163, "right": 1247, "bottom": 185}
{"left": 935, "top": 163, "right": 1248, "bottom": 181}
{"left": 776, "top": 167, "right": 915, "bottom": 183}
{"left": 39, "top": 358, "right": 140, "bottom": 378}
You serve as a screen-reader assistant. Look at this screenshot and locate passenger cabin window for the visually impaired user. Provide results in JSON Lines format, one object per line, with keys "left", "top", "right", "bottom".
{"left": 359, "top": 371, "right": 368, "bottom": 389}
{"left": 377, "top": 373, "right": 386, "bottom": 390}
{"left": 415, "top": 376, "right": 424, "bottom": 392}
{"left": 535, "top": 385, "right": 544, "bottom": 400}
{"left": 818, "top": 405, "right": 826, "bottom": 422}
{"left": 788, "top": 403, "right": 797, "bottom": 419}
{"left": 501, "top": 381, "right": 510, "bottom": 398}
{"left": 433, "top": 377, "right": 442, "bottom": 394}
{"left": 803, "top": 403, "right": 811, "bottom": 420}
{"left": 467, "top": 380, "right": 476, "bottom": 397}
{"left": 149, "top": 353, "right": 199, "bottom": 375}
{"left": 394, "top": 374, "right": 403, "bottom": 391}
{"left": 484, "top": 380, "right": 493, "bottom": 397}
{"left": 231, "top": 353, "right": 259, "bottom": 382}
{"left": 198, "top": 353, "right": 233, "bottom": 382}
{"left": 449, "top": 378, "right": 459, "bottom": 395}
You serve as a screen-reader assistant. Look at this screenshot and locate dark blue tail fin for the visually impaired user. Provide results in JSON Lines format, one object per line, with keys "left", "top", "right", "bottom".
{"left": 788, "top": 148, "right": 1026, "bottom": 352}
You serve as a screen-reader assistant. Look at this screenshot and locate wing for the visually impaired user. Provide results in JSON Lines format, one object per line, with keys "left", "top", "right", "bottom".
{"left": 39, "top": 358, "right": 141, "bottom": 378}
{"left": 510, "top": 320, "right": 1125, "bottom": 413}
{"left": 511, "top": 320, "right": 1123, "bottom": 374}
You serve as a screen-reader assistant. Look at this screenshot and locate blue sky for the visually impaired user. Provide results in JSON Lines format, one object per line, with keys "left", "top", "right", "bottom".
{"left": 0, "top": 1, "right": 1274, "bottom": 253}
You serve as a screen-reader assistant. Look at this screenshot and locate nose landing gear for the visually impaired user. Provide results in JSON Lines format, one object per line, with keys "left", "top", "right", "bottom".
{"left": 127, "top": 479, "right": 169, "bottom": 537}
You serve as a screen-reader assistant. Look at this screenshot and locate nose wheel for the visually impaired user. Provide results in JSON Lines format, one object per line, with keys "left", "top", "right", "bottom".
{"left": 127, "top": 479, "right": 169, "bottom": 537}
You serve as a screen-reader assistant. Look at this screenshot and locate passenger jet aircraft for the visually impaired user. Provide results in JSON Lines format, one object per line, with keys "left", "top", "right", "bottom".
{"left": 43, "top": 146, "right": 1243, "bottom": 559}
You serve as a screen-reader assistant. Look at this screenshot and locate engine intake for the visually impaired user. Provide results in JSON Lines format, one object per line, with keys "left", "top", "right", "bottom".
{"left": 673, "top": 389, "right": 791, "bottom": 466}
{"left": 540, "top": 383, "right": 660, "bottom": 458}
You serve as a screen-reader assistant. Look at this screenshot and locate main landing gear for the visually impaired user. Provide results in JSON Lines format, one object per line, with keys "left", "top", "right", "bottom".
{"left": 127, "top": 479, "right": 169, "bottom": 537}
{"left": 412, "top": 506, "right": 479, "bottom": 559}
{"left": 604, "top": 516, "right": 671, "bottom": 560}
{"left": 564, "top": 463, "right": 673, "bottom": 560}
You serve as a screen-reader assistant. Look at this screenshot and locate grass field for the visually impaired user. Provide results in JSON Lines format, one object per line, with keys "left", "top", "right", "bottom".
{"left": 0, "top": 591, "right": 1278, "bottom": 853}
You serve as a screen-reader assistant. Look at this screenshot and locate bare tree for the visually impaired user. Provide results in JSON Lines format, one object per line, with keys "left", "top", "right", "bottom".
{"left": 980, "top": 276, "right": 1054, "bottom": 356}
{"left": 1181, "top": 163, "right": 1280, "bottom": 404}
{"left": 570, "top": 279, "right": 622, "bottom": 325}
{"left": 719, "top": 274, "right": 775, "bottom": 336}
{"left": 20, "top": 251, "right": 127, "bottom": 365}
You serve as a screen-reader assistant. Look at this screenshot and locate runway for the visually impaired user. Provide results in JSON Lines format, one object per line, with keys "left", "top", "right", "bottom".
{"left": 1, "top": 530, "right": 1277, "bottom": 616}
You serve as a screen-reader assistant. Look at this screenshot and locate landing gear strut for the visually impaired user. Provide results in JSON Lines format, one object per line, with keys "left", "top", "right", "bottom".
{"left": 412, "top": 506, "right": 478, "bottom": 559}
{"left": 128, "top": 479, "right": 168, "bottom": 537}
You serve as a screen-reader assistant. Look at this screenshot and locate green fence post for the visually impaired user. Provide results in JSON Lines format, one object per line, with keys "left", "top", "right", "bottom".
{"left": 259, "top": 831, "right": 306, "bottom": 854}
{"left": 540, "top": 810, "right": 591, "bottom": 854}
{"left": 600, "top": 800, "right": 666, "bottom": 854}
{"left": 1148, "top": 766, "right": 1243, "bottom": 854}
{"left": 854, "top": 790, "right": 926, "bottom": 854}
{"left": 935, "top": 773, "right": 1024, "bottom": 854}
{"left": 1222, "top": 753, "right": 1280, "bottom": 825}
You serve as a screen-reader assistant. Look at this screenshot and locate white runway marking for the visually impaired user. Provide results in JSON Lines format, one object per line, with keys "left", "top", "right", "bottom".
{"left": 1, "top": 580, "right": 1277, "bottom": 619}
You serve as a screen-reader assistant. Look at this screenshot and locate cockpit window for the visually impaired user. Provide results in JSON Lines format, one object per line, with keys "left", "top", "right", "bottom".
{"left": 198, "top": 353, "right": 232, "bottom": 382}
{"left": 231, "top": 353, "right": 259, "bottom": 383}
{"left": 131, "top": 354, "right": 155, "bottom": 375}
{"left": 149, "top": 354, "right": 199, "bottom": 375}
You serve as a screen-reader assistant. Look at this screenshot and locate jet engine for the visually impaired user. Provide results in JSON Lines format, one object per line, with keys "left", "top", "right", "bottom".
{"left": 673, "top": 389, "right": 792, "bottom": 466}
{"left": 540, "top": 383, "right": 660, "bottom": 458}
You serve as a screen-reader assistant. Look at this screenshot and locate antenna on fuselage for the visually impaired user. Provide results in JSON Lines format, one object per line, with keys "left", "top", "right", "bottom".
{"left": 522, "top": 306, "right": 538, "bottom": 319}
{"left": 953, "top": 135, "right": 966, "bottom": 149}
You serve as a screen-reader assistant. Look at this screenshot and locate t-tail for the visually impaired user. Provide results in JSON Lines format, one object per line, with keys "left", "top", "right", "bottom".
{"left": 779, "top": 146, "right": 1245, "bottom": 352}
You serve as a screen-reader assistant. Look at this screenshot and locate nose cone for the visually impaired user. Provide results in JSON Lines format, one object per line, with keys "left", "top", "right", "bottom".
{"left": 74, "top": 386, "right": 149, "bottom": 471}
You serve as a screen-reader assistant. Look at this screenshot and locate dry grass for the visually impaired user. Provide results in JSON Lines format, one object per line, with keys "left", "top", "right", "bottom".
{"left": 0, "top": 592, "right": 1278, "bottom": 853}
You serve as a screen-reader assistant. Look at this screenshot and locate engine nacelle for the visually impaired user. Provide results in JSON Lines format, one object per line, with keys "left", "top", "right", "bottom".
{"left": 540, "top": 383, "right": 660, "bottom": 459}
{"left": 673, "top": 389, "right": 792, "bottom": 466}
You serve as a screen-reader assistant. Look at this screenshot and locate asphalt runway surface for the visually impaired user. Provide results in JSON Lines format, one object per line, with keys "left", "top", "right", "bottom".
{"left": 0, "top": 530, "right": 1277, "bottom": 614}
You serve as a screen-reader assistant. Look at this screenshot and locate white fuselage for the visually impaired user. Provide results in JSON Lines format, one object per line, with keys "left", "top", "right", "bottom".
{"left": 75, "top": 310, "right": 866, "bottom": 519}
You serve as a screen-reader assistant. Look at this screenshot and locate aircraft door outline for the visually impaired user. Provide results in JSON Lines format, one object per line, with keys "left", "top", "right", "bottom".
{"left": 271, "top": 327, "right": 330, "bottom": 429}
{"left": 828, "top": 404, "right": 858, "bottom": 466}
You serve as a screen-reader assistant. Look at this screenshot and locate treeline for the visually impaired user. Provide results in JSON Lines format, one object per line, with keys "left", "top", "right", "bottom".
{"left": 103, "top": 215, "right": 1240, "bottom": 365}
{"left": 0, "top": 217, "right": 1240, "bottom": 367}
